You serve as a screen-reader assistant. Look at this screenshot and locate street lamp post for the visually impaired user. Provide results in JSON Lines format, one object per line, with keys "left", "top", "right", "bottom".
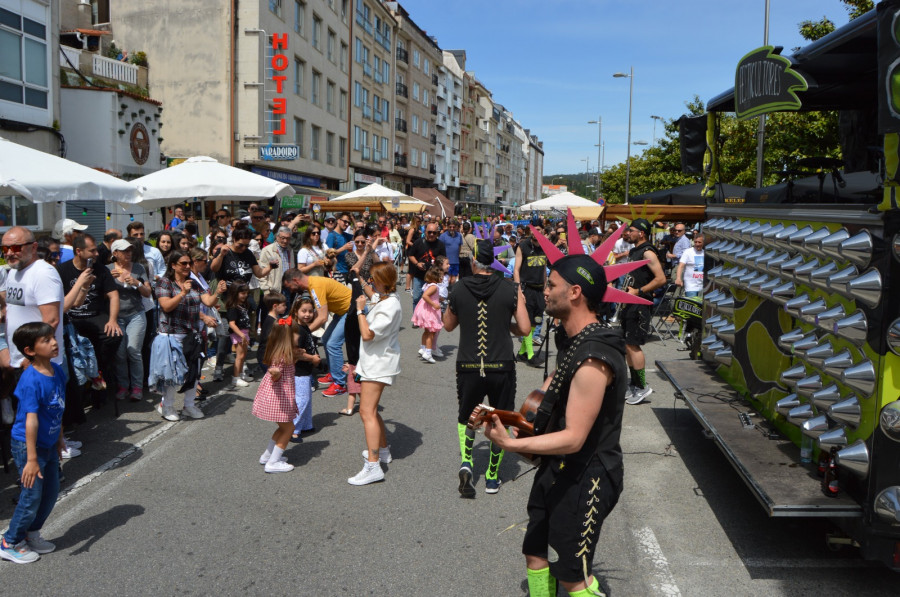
{"left": 588, "top": 117, "right": 602, "bottom": 200}
{"left": 613, "top": 67, "right": 634, "bottom": 204}
{"left": 650, "top": 115, "right": 663, "bottom": 145}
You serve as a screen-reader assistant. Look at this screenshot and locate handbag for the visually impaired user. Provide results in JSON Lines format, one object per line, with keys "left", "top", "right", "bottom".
{"left": 64, "top": 320, "right": 98, "bottom": 386}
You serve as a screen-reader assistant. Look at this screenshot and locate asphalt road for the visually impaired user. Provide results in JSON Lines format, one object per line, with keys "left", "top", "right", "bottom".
{"left": 0, "top": 291, "right": 898, "bottom": 596}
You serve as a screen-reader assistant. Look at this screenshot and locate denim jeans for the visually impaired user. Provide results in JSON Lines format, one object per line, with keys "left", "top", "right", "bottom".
{"left": 684, "top": 290, "right": 701, "bottom": 297}
{"left": 293, "top": 374, "right": 313, "bottom": 434}
{"left": 5, "top": 439, "right": 60, "bottom": 545}
{"left": 321, "top": 312, "right": 347, "bottom": 386}
{"left": 116, "top": 310, "right": 147, "bottom": 390}
{"left": 411, "top": 276, "right": 425, "bottom": 312}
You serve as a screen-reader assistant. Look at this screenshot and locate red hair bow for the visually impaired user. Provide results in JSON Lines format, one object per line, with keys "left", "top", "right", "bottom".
{"left": 277, "top": 316, "right": 292, "bottom": 326}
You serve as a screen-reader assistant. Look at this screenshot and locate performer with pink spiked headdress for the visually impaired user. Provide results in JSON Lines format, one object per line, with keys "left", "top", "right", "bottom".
{"left": 482, "top": 209, "right": 652, "bottom": 597}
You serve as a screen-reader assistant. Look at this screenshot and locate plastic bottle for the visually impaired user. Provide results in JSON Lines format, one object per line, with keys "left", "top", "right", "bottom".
{"left": 800, "top": 434, "right": 813, "bottom": 464}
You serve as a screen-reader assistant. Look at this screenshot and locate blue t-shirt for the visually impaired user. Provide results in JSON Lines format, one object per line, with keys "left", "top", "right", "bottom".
{"left": 11, "top": 363, "right": 66, "bottom": 449}
{"left": 326, "top": 231, "right": 353, "bottom": 274}
{"left": 439, "top": 231, "right": 462, "bottom": 265}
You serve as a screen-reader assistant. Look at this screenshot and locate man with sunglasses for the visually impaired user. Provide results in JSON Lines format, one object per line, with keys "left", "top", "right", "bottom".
{"left": 665, "top": 222, "right": 690, "bottom": 276}
{"left": 320, "top": 215, "right": 337, "bottom": 246}
{"left": 325, "top": 212, "right": 355, "bottom": 285}
{"left": 408, "top": 222, "right": 446, "bottom": 313}
{"left": 250, "top": 206, "right": 275, "bottom": 247}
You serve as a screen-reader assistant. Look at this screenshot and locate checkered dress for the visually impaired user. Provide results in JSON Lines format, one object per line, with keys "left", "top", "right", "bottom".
{"left": 252, "top": 360, "right": 298, "bottom": 422}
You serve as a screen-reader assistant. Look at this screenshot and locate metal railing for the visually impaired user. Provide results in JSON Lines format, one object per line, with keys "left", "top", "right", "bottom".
{"left": 92, "top": 53, "right": 138, "bottom": 85}
{"left": 395, "top": 82, "right": 408, "bottom": 98}
{"left": 394, "top": 154, "right": 407, "bottom": 167}
{"left": 395, "top": 118, "right": 407, "bottom": 132}
{"left": 396, "top": 47, "right": 408, "bottom": 63}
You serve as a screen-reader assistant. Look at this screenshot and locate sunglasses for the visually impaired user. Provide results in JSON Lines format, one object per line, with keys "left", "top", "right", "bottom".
{"left": 215, "top": 237, "right": 227, "bottom": 241}
{"left": 217, "top": 215, "right": 229, "bottom": 219}
{"left": 0, "top": 243, "right": 33, "bottom": 255}
{"left": 251, "top": 215, "right": 265, "bottom": 220}
{"left": 235, "top": 243, "right": 250, "bottom": 249}
{"left": 426, "top": 231, "right": 437, "bottom": 235}
{"left": 340, "top": 220, "right": 351, "bottom": 225}
{"left": 310, "top": 231, "right": 320, "bottom": 235}
{"left": 176, "top": 260, "right": 192, "bottom": 267}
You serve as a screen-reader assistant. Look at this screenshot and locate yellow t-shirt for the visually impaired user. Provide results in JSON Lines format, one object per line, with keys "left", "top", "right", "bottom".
{"left": 307, "top": 276, "right": 352, "bottom": 316}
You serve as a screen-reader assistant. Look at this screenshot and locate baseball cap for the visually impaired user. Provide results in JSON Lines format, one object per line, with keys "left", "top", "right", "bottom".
{"left": 52, "top": 218, "right": 88, "bottom": 240}
{"left": 324, "top": 215, "right": 336, "bottom": 222}
{"left": 552, "top": 254, "right": 608, "bottom": 304}
{"left": 110, "top": 239, "right": 133, "bottom": 252}
{"left": 630, "top": 218, "right": 652, "bottom": 236}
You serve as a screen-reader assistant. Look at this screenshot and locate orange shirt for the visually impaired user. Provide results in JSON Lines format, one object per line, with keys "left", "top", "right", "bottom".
{"left": 307, "top": 276, "right": 352, "bottom": 316}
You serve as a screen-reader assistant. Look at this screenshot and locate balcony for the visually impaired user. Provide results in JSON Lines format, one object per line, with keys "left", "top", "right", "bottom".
{"left": 452, "top": 95, "right": 462, "bottom": 110}
{"left": 435, "top": 143, "right": 445, "bottom": 156}
{"left": 396, "top": 82, "right": 408, "bottom": 98}
{"left": 432, "top": 74, "right": 439, "bottom": 86}
{"left": 394, "top": 154, "right": 407, "bottom": 167}
{"left": 361, "top": 146, "right": 371, "bottom": 160}
{"left": 429, "top": 163, "right": 437, "bottom": 174}
{"left": 436, "top": 84, "right": 447, "bottom": 99}
{"left": 430, "top": 104, "right": 437, "bottom": 115}
{"left": 363, "top": 104, "right": 372, "bottom": 119}
{"left": 395, "top": 118, "right": 407, "bottom": 133}
{"left": 92, "top": 53, "right": 139, "bottom": 85}
{"left": 396, "top": 47, "right": 408, "bottom": 63}
{"left": 430, "top": 134, "right": 436, "bottom": 145}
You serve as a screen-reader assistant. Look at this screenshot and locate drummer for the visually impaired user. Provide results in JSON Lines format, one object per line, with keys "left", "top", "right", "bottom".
{"left": 674, "top": 234, "right": 705, "bottom": 297}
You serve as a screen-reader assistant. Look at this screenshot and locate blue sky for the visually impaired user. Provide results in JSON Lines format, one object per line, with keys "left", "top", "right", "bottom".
{"left": 399, "top": 0, "right": 855, "bottom": 175}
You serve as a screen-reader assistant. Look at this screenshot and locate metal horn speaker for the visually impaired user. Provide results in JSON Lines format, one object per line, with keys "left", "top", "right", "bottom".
{"left": 792, "top": 258, "right": 820, "bottom": 283}
{"left": 741, "top": 221, "right": 763, "bottom": 240}
{"left": 799, "top": 299, "right": 828, "bottom": 324}
{"left": 778, "top": 328, "right": 806, "bottom": 350}
{"left": 714, "top": 348, "right": 733, "bottom": 367}
{"left": 787, "top": 403, "right": 816, "bottom": 424}
{"left": 800, "top": 414, "right": 830, "bottom": 438}
{"left": 826, "top": 265, "right": 858, "bottom": 294}
{"left": 803, "top": 341, "right": 834, "bottom": 366}
{"left": 874, "top": 487, "right": 900, "bottom": 525}
{"left": 841, "top": 360, "right": 877, "bottom": 397}
{"left": 775, "top": 393, "right": 802, "bottom": 415}
{"left": 770, "top": 281, "right": 795, "bottom": 305}
{"left": 788, "top": 225, "right": 815, "bottom": 247}
{"left": 838, "top": 230, "right": 873, "bottom": 269}
{"left": 822, "top": 349, "right": 855, "bottom": 378}
{"left": 759, "top": 276, "right": 783, "bottom": 293}
{"left": 814, "top": 304, "right": 845, "bottom": 331}
{"left": 778, "top": 254, "right": 806, "bottom": 276}
{"left": 760, "top": 222, "right": 785, "bottom": 248}
{"left": 751, "top": 222, "right": 773, "bottom": 243}
{"left": 766, "top": 252, "right": 790, "bottom": 274}
{"left": 780, "top": 364, "right": 808, "bottom": 387}
{"left": 803, "top": 227, "right": 832, "bottom": 258}
{"left": 827, "top": 395, "right": 861, "bottom": 428}
{"left": 817, "top": 426, "right": 849, "bottom": 449}
{"left": 807, "top": 261, "right": 839, "bottom": 291}
{"left": 794, "top": 374, "right": 823, "bottom": 398}
{"left": 810, "top": 383, "right": 841, "bottom": 409}
{"left": 820, "top": 228, "right": 850, "bottom": 261}
{"left": 774, "top": 223, "right": 799, "bottom": 250}
{"left": 834, "top": 440, "right": 869, "bottom": 479}
{"left": 846, "top": 268, "right": 882, "bottom": 308}
{"left": 715, "top": 295, "right": 735, "bottom": 316}
{"left": 791, "top": 333, "right": 820, "bottom": 355}
{"left": 888, "top": 318, "right": 900, "bottom": 356}
{"left": 716, "top": 324, "right": 736, "bottom": 345}
{"left": 832, "top": 311, "right": 868, "bottom": 345}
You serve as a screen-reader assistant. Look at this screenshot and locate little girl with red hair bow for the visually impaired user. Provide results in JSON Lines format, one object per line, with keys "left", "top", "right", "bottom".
{"left": 252, "top": 313, "right": 301, "bottom": 474}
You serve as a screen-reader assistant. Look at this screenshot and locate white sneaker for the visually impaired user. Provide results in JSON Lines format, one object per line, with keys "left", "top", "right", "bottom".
{"left": 61, "top": 445, "right": 81, "bottom": 459}
{"left": 418, "top": 347, "right": 425, "bottom": 357}
{"left": 64, "top": 438, "right": 82, "bottom": 450}
{"left": 362, "top": 447, "right": 393, "bottom": 464}
{"left": 231, "top": 377, "right": 249, "bottom": 388}
{"left": 264, "top": 460, "right": 294, "bottom": 473}
{"left": 182, "top": 404, "right": 204, "bottom": 419}
{"left": 432, "top": 347, "right": 444, "bottom": 358}
{"left": 25, "top": 532, "right": 55, "bottom": 554}
{"left": 259, "top": 453, "right": 288, "bottom": 465}
{"left": 205, "top": 356, "right": 217, "bottom": 369}
{"left": 348, "top": 462, "right": 385, "bottom": 485}
{"left": 0, "top": 397, "right": 13, "bottom": 425}
{"left": 422, "top": 353, "right": 436, "bottom": 364}
{"left": 627, "top": 386, "right": 653, "bottom": 405}
{"left": 157, "top": 402, "right": 180, "bottom": 421}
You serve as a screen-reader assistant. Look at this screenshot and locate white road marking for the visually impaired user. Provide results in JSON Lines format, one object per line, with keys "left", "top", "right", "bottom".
{"left": 633, "top": 526, "right": 682, "bottom": 597}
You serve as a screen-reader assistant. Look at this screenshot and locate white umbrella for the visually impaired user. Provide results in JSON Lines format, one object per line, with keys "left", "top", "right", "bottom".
{"left": 132, "top": 155, "right": 293, "bottom": 208}
{"left": 519, "top": 191, "right": 603, "bottom": 220}
{"left": 330, "top": 182, "right": 427, "bottom": 213}
{"left": 0, "top": 136, "right": 142, "bottom": 203}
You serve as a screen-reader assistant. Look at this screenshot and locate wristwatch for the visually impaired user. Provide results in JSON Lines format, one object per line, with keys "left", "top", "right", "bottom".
{"left": 357, "top": 310, "right": 364, "bottom": 315}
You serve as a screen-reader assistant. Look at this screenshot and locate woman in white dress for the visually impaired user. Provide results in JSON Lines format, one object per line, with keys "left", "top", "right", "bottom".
{"left": 296, "top": 225, "right": 326, "bottom": 277}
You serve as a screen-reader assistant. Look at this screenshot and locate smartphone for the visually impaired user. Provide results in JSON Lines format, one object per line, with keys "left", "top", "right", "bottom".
{"left": 270, "top": 259, "right": 279, "bottom": 269}
{"left": 86, "top": 257, "right": 95, "bottom": 268}
{"left": 559, "top": 233, "right": 567, "bottom": 241}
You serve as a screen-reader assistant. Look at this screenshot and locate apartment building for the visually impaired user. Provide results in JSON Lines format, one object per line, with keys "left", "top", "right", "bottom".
{"left": 384, "top": 1, "right": 439, "bottom": 194}
{"left": 435, "top": 50, "right": 464, "bottom": 201}
{"left": 525, "top": 131, "right": 544, "bottom": 203}
{"left": 509, "top": 119, "right": 528, "bottom": 208}
{"left": 111, "top": 0, "right": 350, "bottom": 191}
{"left": 466, "top": 74, "right": 493, "bottom": 204}
{"left": 492, "top": 104, "right": 515, "bottom": 205}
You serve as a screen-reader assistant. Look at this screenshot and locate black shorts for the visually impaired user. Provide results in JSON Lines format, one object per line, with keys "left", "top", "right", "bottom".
{"left": 522, "top": 457, "right": 621, "bottom": 583}
{"left": 522, "top": 285, "right": 546, "bottom": 327}
{"left": 456, "top": 370, "right": 516, "bottom": 425}
{"left": 621, "top": 304, "right": 651, "bottom": 346}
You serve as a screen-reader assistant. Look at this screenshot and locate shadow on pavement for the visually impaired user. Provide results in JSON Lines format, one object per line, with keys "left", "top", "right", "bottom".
{"left": 53, "top": 503, "right": 146, "bottom": 554}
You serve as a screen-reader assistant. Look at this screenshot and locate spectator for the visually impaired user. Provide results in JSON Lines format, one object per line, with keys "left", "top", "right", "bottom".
{"left": 325, "top": 212, "right": 354, "bottom": 284}
{"left": 167, "top": 206, "right": 185, "bottom": 231}
{"left": 666, "top": 222, "right": 690, "bottom": 276}
{"left": 108, "top": 239, "right": 152, "bottom": 401}
{"left": 586, "top": 227, "right": 602, "bottom": 254}
{"left": 157, "top": 231, "right": 175, "bottom": 263}
{"left": 257, "top": 226, "right": 296, "bottom": 309}
{"left": 675, "top": 234, "right": 705, "bottom": 297}
{"left": 438, "top": 219, "right": 462, "bottom": 284}
{"left": 52, "top": 218, "right": 88, "bottom": 263}
{"left": 320, "top": 215, "right": 337, "bottom": 247}
{"left": 457, "top": 222, "right": 476, "bottom": 279}
{"left": 250, "top": 206, "right": 275, "bottom": 246}
{"left": 35, "top": 237, "right": 61, "bottom": 267}
{"left": 407, "top": 221, "right": 446, "bottom": 313}
{"left": 297, "top": 225, "right": 327, "bottom": 277}
{"left": 98, "top": 229, "right": 122, "bottom": 266}
{"left": 127, "top": 221, "right": 165, "bottom": 282}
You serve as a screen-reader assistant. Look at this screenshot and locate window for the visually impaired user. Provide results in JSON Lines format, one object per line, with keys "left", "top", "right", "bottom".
{"left": 0, "top": 196, "right": 40, "bottom": 230}
{"left": 381, "top": 137, "right": 388, "bottom": 161}
{"left": 327, "top": 29, "right": 336, "bottom": 62}
{"left": 373, "top": 93, "right": 381, "bottom": 122}
{"left": 311, "top": 70, "right": 321, "bottom": 104}
{"left": 353, "top": 81, "right": 362, "bottom": 107}
{"left": 412, "top": 82, "right": 419, "bottom": 102}
{"left": 422, "top": 89, "right": 428, "bottom": 106}
{"left": 382, "top": 98, "right": 389, "bottom": 120}
{"left": 411, "top": 148, "right": 418, "bottom": 167}
{"left": 373, "top": 55, "right": 381, "bottom": 83}
{"left": 311, "top": 125, "right": 321, "bottom": 160}
{"left": 326, "top": 80, "right": 335, "bottom": 113}
{"left": 372, "top": 134, "right": 380, "bottom": 162}
{"left": 353, "top": 125, "right": 362, "bottom": 150}
{"left": 312, "top": 15, "right": 321, "bottom": 49}
{"left": 293, "top": 118, "right": 304, "bottom": 156}
{"left": 326, "top": 132, "right": 335, "bottom": 165}
{"left": 413, "top": 49, "right": 420, "bottom": 68}
{"left": 293, "top": 58, "right": 304, "bottom": 95}
{"left": 411, "top": 114, "right": 418, "bottom": 134}
{"left": 340, "top": 41, "right": 348, "bottom": 72}
{"left": 424, "top": 58, "right": 429, "bottom": 75}
{"left": 421, "top": 153, "right": 427, "bottom": 170}
{"left": 340, "top": 89, "right": 348, "bottom": 120}
{"left": 0, "top": 4, "right": 49, "bottom": 115}
{"left": 294, "top": 1, "right": 305, "bottom": 34}
{"left": 422, "top": 120, "right": 428, "bottom": 137}
{"left": 339, "top": 136, "right": 347, "bottom": 167}
{"left": 269, "top": 0, "right": 283, "bottom": 17}
{"left": 355, "top": 37, "right": 363, "bottom": 63}
{"left": 382, "top": 60, "right": 389, "bottom": 85}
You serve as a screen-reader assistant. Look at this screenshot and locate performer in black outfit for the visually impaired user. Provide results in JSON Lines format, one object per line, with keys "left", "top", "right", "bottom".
{"left": 443, "top": 237, "right": 529, "bottom": 497}
{"left": 619, "top": 218, "right": 666, "bottom": 405}
{"left": 483, "top": 212, "right": 651, "bottom": 597}
{"left": 514, "top": 227, "right": 548, "bottom": 367}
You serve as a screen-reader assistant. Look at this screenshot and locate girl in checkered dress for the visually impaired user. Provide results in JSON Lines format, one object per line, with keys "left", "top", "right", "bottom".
{"left": 252, "top": 318, "right": 298, "bottom": 473}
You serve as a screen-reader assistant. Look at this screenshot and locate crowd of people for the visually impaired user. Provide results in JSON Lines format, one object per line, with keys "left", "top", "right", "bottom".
{"left": 0, "top": 204, "right": 703, "bottom": 587}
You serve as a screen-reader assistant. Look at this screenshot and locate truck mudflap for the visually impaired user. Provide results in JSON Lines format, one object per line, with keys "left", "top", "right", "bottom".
{"left": 657, "top": 358, "right": 862, "bottom": 518}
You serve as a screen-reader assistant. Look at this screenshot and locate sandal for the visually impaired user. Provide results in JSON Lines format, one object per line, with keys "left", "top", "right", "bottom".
{"left": 339, "top": 408, "right": 354, "bottom": 416}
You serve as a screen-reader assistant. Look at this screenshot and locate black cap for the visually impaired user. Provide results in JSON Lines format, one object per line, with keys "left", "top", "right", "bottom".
{"left": 552, "top": 254, "right": 608, "bottom": 304}
{"left": 474, "top": 239, "right": 495, "bottom": 266}
{"left": 631, "top": 218, "right": 651, "bottom": 236}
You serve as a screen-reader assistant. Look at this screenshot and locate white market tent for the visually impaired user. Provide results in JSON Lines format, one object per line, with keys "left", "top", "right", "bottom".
{"left": 0, "top": 136, "right": 142, "bottom": 203}
{"left": 132, "top": 155, "right": 294, "bottom": 209}
{"left": 519, "top": 192, "right": 604, "bottom": 220}
{"left": 330, "top": 182, "right": 427, "bottom": 213}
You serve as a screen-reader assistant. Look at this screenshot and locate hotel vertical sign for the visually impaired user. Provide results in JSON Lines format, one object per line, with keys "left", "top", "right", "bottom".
{"left": 269, "top": 33, "right": 288, "bottom": 136}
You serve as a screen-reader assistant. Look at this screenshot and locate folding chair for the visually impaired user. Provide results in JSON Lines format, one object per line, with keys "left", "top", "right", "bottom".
{"left": 650, "top": 283, "right": 682, "bottom": 344}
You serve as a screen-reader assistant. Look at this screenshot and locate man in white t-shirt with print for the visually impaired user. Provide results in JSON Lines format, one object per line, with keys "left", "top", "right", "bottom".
{"left": 675, "top": 234, "right": 705, "bottom": 297}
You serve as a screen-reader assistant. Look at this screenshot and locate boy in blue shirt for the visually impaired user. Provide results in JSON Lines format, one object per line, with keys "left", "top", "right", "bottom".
{"left": 1, "top": 322, "right": 65, "bottom": 563}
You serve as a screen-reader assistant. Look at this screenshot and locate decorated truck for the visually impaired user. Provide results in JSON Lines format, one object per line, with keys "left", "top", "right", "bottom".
{"left": 658, "top": 3, "right": 900, "bottom": 569}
